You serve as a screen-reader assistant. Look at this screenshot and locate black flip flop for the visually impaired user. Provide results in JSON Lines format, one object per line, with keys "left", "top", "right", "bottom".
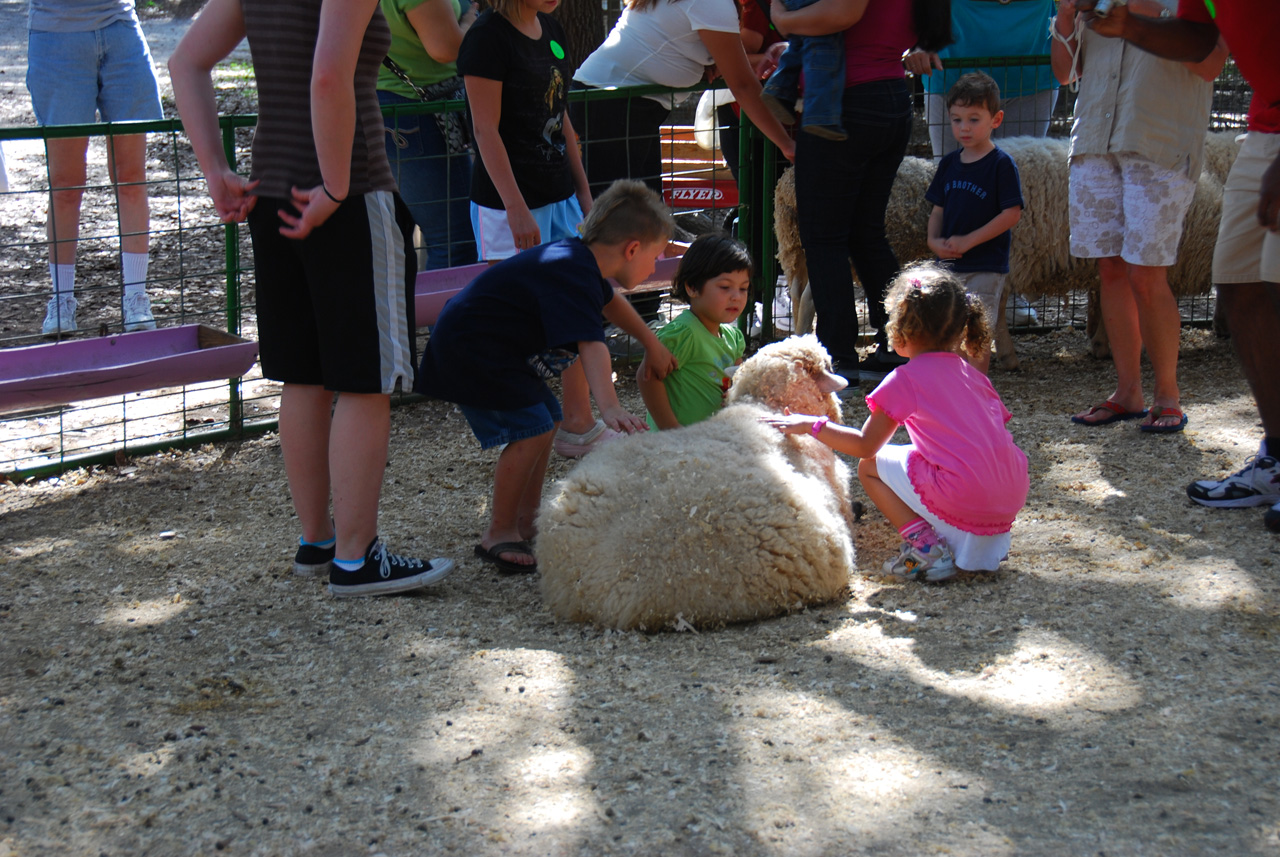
{"left": 474, "top": 542, "right": 538, "bottom": 574}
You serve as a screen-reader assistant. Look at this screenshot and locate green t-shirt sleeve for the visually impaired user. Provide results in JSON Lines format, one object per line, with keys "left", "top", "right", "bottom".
{"left": 656, "top": 315, "right": 698, "bottom": 365}
{"left": 649, "top": 312, "right": 740, "bottom": 429}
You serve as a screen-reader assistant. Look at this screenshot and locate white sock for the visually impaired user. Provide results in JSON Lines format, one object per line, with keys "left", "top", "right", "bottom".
{"left": 122, "top": 252, "right": 149, "bottom": 298}
{"left": 50, "top": 263, "right": 75, "bottom": 297}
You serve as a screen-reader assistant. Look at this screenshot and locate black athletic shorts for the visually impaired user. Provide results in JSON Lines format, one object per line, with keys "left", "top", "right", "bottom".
{"left": 247, "top": 190, "right": 417, "bottom": 394}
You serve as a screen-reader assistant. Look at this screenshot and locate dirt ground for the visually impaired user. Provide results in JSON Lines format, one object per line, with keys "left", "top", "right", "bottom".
{"left": 3, "top": 326, "right": 1280, "bottom": 857}
{"left": 3, "top": 5, "right": 1280, "bottom": 856}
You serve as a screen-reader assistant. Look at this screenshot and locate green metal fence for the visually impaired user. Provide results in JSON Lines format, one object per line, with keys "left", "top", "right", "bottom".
{"left": 0, "top": 60, "right": 1252, "bottom": 479}
{"left": 0, "top": 84, "right": 760, "bottom": 479}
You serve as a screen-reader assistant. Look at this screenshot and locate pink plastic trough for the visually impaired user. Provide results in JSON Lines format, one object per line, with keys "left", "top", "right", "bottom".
{"left": 0, "top": 324, "right": 258, "bottom": 413}
{"left": 413, "top": 255, "right": 683, "bottom": 326}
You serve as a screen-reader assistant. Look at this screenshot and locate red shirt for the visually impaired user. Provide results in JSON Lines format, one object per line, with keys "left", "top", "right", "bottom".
{"left": 1178, "top": 0, "right": 1280, "bottom": 133}
{"left": 739, "top": 0, "right": 784, "bottom": 53}
{"left": 843, "top": 0, "right": 916, "bottom": 87}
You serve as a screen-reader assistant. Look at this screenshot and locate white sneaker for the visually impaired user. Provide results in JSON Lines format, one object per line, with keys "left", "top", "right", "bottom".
{"left": 1186, "top": 446, "right": 1280, "bottom": 508}
{"left": 883, "top": 541, "right": 957, "bottom": 582}
{"left": 41, "top": 296, "right": 78, "bottom": 336}
{"left": 1006, "top": 293, "right": 1039, "bottom": 327}
{"left": 553, "top": 419, "right": 623, "bottom": 458}
{"left": 123, "top": 292, "right": 156, "bottom": 332}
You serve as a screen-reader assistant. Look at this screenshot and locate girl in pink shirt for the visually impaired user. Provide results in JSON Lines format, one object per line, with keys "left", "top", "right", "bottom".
{"left": 765, "top": 263, "right": 1029, "bottom": 581}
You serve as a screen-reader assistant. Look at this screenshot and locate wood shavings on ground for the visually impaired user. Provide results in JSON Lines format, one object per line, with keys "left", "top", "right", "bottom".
{"left": 2, "top": 328, "right": 1279, "bottom": 855}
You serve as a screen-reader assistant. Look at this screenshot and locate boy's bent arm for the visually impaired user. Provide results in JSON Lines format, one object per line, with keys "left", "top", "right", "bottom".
{"left": 637, "top": 357, "right": 681, "bottom": 430}
{"left": 927, "top": 206, "right": 960, "bottom": 259}
{"left": 948, "top": 206, "right": 1022, "bottom": 257}
{"left": 578, "top": 341, "right": 647, "bottom": 433}
{"left": 603, "top": 292, "right": 677, "bottom": 379}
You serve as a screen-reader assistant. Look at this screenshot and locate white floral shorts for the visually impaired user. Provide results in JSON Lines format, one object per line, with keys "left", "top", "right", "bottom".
{"left": 1069, "top": 153, "right": 1197, "bottom": 268}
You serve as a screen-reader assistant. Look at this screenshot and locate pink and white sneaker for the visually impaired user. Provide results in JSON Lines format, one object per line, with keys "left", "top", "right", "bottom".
{"left": 553, "top": 419, "right": 623, "bottom": 459}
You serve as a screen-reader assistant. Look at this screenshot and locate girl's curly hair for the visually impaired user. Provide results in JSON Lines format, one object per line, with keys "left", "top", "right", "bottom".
{"left": 883, "top": 262, "right": 991, "bottom": 363}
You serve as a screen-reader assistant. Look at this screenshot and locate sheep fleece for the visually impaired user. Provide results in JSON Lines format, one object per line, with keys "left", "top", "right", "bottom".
{"left": 537, "top": 404, "right": 854, "bottom": 630}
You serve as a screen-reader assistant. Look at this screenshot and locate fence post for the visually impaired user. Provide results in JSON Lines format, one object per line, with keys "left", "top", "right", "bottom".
{"left": 221, "top": 119, "right": 243, "bottom": 432}
{"left": 734, "top": 117, "right": 779, "bottom": 342}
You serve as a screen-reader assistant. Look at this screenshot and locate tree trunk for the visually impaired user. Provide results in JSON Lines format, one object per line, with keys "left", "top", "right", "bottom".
{"left": 555, "top": 0, "right": 608, "bottom": 73}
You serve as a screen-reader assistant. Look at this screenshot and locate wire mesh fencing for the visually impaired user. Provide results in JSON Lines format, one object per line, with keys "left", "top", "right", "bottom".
{"left": 0, "top": 60, "right": 1254, "bottom": 477}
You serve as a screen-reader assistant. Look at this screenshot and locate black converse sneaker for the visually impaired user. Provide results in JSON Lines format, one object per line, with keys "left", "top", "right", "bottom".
{"left": 328, "top": 538, "right": 454, "bottom": 598}
{"left": 293, "top": 539, "right": 336, "bottom": 576}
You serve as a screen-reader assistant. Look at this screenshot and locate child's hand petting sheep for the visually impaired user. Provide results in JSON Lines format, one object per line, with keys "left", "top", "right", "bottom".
{"left": 600, "top": 405, "right": 649, "bottom": 434}
{"left": 760, "top": 408, "right": 822, "bottom": 435}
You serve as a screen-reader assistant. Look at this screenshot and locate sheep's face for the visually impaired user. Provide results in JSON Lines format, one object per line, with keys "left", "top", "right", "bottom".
{"left": 726, "top": 335, "right": 845, "bottom": 422}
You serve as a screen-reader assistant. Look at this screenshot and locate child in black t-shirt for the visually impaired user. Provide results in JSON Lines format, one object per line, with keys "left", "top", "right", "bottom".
{"left": 418, "top": 181, "right": 676, "bottom": 574}
{"left": 459, "top": 0, "right": 613, "bottom": 459}
{"left": 458, "top": 0, "right": 590, "bottom": 258}
{"left": 924, "top": 72, "right": 1024, "bottom": 374}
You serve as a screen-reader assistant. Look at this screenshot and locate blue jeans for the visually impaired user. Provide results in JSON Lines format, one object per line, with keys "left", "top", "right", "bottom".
{"left": 794, "top": 79, "right": 912, "bottom": 363}
{"left": 760, "top": 0, "right": 844, "bottom": 133}
{"left": 378, "top": 90, "right": 476, "bottom": 270}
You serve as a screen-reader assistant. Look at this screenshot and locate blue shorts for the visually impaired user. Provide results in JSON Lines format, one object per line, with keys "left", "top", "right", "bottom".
{"left": 27, "top": 20, "right": 164, "bottom": 126}
{"left": 459, "top": 387, "right": 563, "bottom": 450}
{"left": 470, "top": 196, "right": 583, "bottom": 262}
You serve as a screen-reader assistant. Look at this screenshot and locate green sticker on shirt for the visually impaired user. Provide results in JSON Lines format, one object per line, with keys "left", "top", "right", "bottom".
{"left": 550, "top": 40, "right": 565, "bottom": 60}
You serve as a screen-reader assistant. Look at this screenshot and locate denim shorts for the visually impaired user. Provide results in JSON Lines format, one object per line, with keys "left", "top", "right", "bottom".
{"left": 459, "top": 386, "right": 563, "bottom": 450}
{"left": 27, "top": 20, "right": 164, "bottom": 125}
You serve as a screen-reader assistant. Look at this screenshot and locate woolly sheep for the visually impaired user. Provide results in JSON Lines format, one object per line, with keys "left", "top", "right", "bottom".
{"left": 774, "top": 132, "right": 1239, "bottom": 365}
{"left": 774, "top": 156, "right": 1021, "bottom": 368}
{"left": 536, "top": 335, "right": 855, "bottom": 631}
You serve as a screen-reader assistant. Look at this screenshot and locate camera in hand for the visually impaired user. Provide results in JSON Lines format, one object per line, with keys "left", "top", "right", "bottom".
{"left": 1093, "top": 0, "right": 1127, "bottom": 16}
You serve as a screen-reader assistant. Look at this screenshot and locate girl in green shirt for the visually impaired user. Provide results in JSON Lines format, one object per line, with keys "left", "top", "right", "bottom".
{"left": 640, "top": 233, "right": 752, "bottom": 429}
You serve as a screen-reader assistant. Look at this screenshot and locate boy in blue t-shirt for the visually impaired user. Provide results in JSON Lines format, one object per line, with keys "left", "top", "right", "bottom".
{"left": 924, "top": 72, "right": 1024, "bottom": 374}
{"left": 417, "top": 181, "right": 676, "bottom": 575}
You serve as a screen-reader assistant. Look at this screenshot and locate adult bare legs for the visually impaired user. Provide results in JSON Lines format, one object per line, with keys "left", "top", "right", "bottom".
{"left": 1078, "top": 257, "right": 1183, "bottom": 428}
{"left": 106, "top": 133, "right": 150, "bottom": 258}
{"left": 43, "top": 133, "right": 155, "bottom": 333}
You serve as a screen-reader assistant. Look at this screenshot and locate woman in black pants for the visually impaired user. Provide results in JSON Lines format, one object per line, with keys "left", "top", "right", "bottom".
{"left": 773, "top": 0, "right": 950, "bottom": 383}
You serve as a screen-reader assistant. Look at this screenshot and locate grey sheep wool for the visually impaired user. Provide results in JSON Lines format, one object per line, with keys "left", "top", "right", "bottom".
{"left": 536, "top": 336, "right": 855, "bottom": 631}
{"left": 774, "top": 132, "right": 1241, "bottom": 365}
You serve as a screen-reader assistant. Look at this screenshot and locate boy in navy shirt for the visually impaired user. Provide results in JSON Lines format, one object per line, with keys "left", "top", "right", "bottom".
{"left": 925, "top": 72, "right": 1024, "bottom": 374}
{"left": 418, "top": 180, "right": 676, "bottom": 574}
